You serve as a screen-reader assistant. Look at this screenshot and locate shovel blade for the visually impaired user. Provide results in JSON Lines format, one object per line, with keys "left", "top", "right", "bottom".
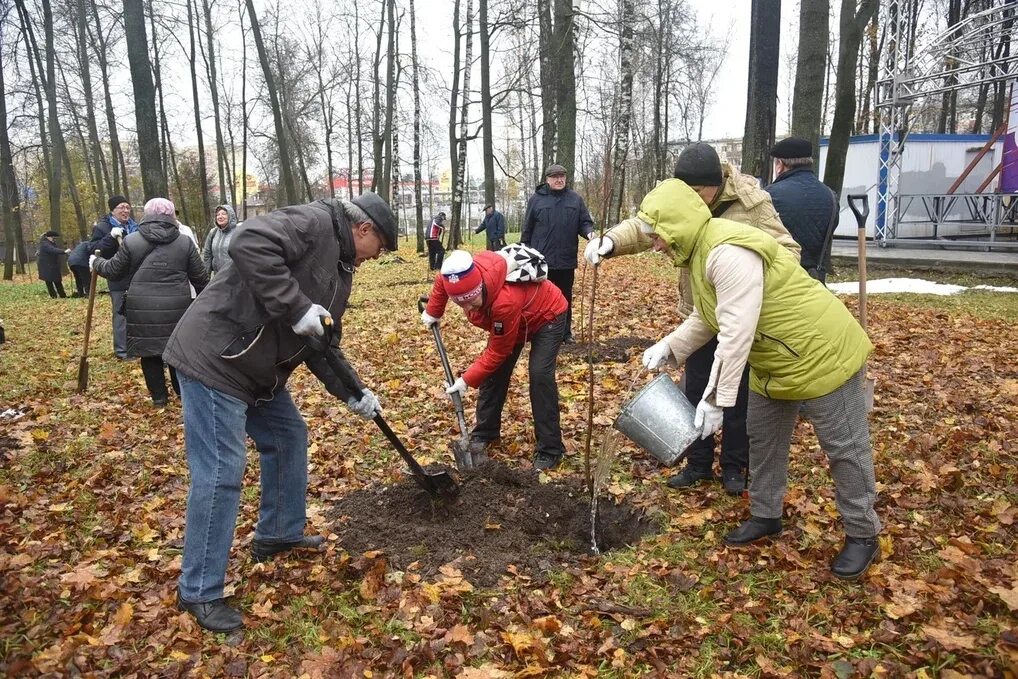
{"left": 76, "top": 357, "right": 89, "bottom": 393}
{"left": 450, "top": 439, "right": 473, "bottom": 471}
{"left": 864, "top": 376, "right": 875, "bottom": 412}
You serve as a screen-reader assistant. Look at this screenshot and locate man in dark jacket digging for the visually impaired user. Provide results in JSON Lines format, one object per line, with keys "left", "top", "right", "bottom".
{"left": 521, "top": 164, "right": 595, "bottom": 343}
{"left": 163, "top": 193, "right": 397, "bottom": 633}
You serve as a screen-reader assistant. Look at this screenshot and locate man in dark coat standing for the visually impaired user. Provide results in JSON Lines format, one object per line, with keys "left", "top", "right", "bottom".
{"left": 475, "top": 204, "right": 507, "bottom": 250}
{"left": 766, "top": 137, "right": 839, "bottom": 282}
{"left": 163, "top": 193, "right": 397, "bottom": 633}
{"left": 521, "top": 164, "right": 594, "bottom": 343}
{"left": 37, "top": 231, "right": 69, "bottom": 298}
{"left": 67, "top": 240, "right": 92, "bottom": 297}
{"left": 89, "top": 195, "right": 139, "bottom": 358}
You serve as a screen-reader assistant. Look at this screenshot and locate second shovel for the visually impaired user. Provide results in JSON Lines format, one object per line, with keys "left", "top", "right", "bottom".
{"left": 419, "top": 296, "right": 474, "bottom": 470}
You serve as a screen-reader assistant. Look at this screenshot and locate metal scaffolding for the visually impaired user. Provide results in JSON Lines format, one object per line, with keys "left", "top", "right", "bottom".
{"left": 875, "top": 1, "right": 1018, "bottom": 243}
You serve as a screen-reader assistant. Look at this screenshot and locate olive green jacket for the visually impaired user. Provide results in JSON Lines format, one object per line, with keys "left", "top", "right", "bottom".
{"left": 639, "top": 179, "right": 872, "bottom": 400}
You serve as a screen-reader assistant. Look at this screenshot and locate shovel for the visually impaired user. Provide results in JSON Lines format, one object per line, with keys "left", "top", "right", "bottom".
{"left": 76, "top": 250, "right": 101, "bottom": 393}
{"left": 418, "top": 296, "right": 473, "bottom": 470}
{"left": 846, "top": 194, "right": 876, "bottom": 411}
{"left": 317, "top": 318, "right": 459, "bottom": 502}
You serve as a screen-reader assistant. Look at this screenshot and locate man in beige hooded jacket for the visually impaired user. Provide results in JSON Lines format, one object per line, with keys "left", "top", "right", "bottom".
{"left": 584, "top": 143, "right": 800, "bottom": 494}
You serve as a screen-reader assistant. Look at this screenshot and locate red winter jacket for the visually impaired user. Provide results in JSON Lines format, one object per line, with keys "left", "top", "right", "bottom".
{"left": 426, "top": 251, "right": 567, "bottom": 387}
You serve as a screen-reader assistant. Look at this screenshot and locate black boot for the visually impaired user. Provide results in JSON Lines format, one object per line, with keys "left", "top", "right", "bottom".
{"left": 831, "top": 536, "right": 880, "bottom": 580}
{"left": 723, "top": 516, "right": 782, "bottom": 545}
{"left": 721, "top": 468, "right": 747, "bottom": 496}
{"left": 666, "top": 466, "right": 716, "bottom": 489}
{"left": 534, "top": 451, "right": 562, "bottom": 470}
{"left": 177, "top": 593, "right": 244, "bottom": 632}
{"left": 251, "top": 535, "right": 326, "bottom": 562}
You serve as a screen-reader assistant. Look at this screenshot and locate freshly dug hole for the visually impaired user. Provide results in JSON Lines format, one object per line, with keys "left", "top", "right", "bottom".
{"left": 558, "top": 336, "right": 654, "bottom": 363}
{"left": 327, "top": 462, "right": 655, "bottom": 586}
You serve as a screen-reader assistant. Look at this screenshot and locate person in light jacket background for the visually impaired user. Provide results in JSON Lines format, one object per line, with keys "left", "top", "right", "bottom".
{"left": 202, "top": 204, "right": 238, "bottom": 276}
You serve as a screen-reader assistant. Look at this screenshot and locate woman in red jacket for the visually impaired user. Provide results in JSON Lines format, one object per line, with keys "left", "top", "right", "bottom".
{"left": 422, "top": 250, "right": 568, "bottom": 469}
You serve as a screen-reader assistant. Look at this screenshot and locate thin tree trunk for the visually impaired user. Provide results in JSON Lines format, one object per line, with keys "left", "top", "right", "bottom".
{"left": 742, "top": 0, "right": 781, "bottom": 181}
{"left": 410, "top": 0, "right": 425, "bottom": 252}
{"left": 378, "top": 0, "right": 396, "bottom": 201}
{"left": 14, "top": 0, "right": 52, "bottom": 211}
{"left": 538, "top": 0, "right": 556, "bottom": 169}
{"left": 201, "top": 0, "right": 228, "bottom": 205}
{"left": 552, "top": 0, "right": 577, "bottom": 173}
{"left": 240, "top": 0, "right": 248, "bottom": 218}
{"left": 314, "top": 24, "right": 335, "bottom": 199}
{"left": 823, "top": 0, "right": 878, "bottom": 195}
{"left": 609, "top": 0, "right": 636, "bottom": 222}
{"left": 448, "top": 0, "right": 463, "bottom": 241}
{"left": 88, "top": 0, "right": 129, "bottom": 199}
{"left": 41, "top": 0, "right": 63, "bottom": 231}
{"left": 246, "top": 0, "right": 296, "bottom": 206}
{"left": 371, "top": 1, "right": 385, "bottom": 192}
{"left": 78, "top": 0, "right": 106, "bottom": 215}
{"left": 0, "top": 54, "right": 26, "bottom": 278}
{"left": 124, "top": 0, "right": 165, "bottom": 198}
{"left": 346, "top": 85, "right": 355, "bottom": 200}
{"left": 451, "top": 0, "right": 474, "bottom": 249}
{"left": 791, "top": 0, "right": 829, "bottom": 166}
{"left": 480, "top": 0, "right": 496, "bottom": 208}
{"left": 354, "top": 4, "right": 364, "bottom": 195}
{"left": 56, "top": 64, "right": 89, "bottom": 236}
{"left": 186, "top": 0, "right": 211, "bottom": 220}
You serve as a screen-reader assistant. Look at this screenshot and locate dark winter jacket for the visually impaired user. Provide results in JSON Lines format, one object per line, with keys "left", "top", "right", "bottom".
{"left": 67, "top": 240, "right": 91, "bottom": 268}
{"left": 163, "top": 199, "right": 365, "bottom": 406}
{"left": 475, "top": 210, "right": 507, "bottom": 243}
{"left": 93, "top": 216, "right": 209, "bottom": 358}
{"left": 765, "top": 167, "right": 838, "bottom": 280}
{"left": 88, "top": 214, "right": 140, "bottom": 292}
{"left": 203, "top": 204, "right": 238, "bottom": 275}
{"left": 37, "top": 238, "right": 66, "bottom": 282}
{"left": 520, "top": 184, "right": 594, "bottom": 269}
{"left": 425, "top": 251, "right": 567, "bottom": 387}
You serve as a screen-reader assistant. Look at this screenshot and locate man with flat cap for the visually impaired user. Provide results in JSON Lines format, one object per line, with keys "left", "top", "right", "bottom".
{"left": 521, "top": 164, "right": 595, "bottom": 343}
{"left": 164, "top": 193, "right": 397, "bottom": 633}
{"left": 767, "top": 137, "right": 840, "bottom": 283}
{"left": 585, "top": 143, "right": 799, "bottom": 495}
{"left": 475, "top": 203, "right": 507, "bottom": 251}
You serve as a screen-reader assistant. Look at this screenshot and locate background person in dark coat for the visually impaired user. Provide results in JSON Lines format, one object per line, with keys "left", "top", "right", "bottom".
{"left": 163, "top": 193, "right": 397, "bottom": 633}
{"left": 521, "top": 164, "right": 595, "bottom": 342}
{"left": 426, "top": 212, "right": 446, "bottom": 271}
{"left": 766, "top": 137, "right": 839, "bottom": 282}
{"left": 67, "top": 240, "right": 92, "bottom": 297}
{"left": 475, "top": 204, "right": 507, "bottom": 250}
{"left": 37, "top": 230, "right": 69, "bottom": 298}
{"left": 91, "top": 198, "right": 209, "bottom": 406}
{"left": 88, "top": 195, "right": 139, "bottom": 358}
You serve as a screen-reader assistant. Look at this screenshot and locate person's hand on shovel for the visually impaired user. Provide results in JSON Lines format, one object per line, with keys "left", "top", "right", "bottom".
{"left": 347, "top": 389, "right": 381, "bottom": 420}
{"left": 445, "top": 377, "right": 468, "bottom": 398}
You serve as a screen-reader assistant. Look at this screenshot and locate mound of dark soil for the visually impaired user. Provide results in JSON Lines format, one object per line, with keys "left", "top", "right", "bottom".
{"left": 327, "top": 463, "right": 655, "bottom": 586}
{"left": 558, "top": 336, "right": 654, "bottom": 363}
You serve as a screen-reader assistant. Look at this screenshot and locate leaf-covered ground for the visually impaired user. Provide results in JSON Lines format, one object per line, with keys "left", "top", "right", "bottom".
{"left": 1, "top": 250, "right": 1016, "bottom": 677}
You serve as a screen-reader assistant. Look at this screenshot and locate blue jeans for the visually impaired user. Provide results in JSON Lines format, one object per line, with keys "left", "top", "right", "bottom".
{"left": 178, "top": 373, "right": 309, "bottom": 602}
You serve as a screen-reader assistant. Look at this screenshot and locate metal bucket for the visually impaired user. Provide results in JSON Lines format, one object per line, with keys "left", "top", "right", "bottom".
{"left": 614, "top": 373, "right": 699, "bottom": 467}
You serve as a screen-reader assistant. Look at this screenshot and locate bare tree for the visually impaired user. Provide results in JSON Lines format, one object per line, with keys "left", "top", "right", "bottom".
{"left": 185, "top": 0, "right": 211, "bottom": 222}
{"left": 552, "top": 0, "right": 577, "bottom": 173}
{"left": 124, "top": 0, "right": 166, "bottom": 198}
{"left": 201, "top": 0, "right": 229, "bottom": 205}
{"left": 410, "top": 0, "right": 425, "bottom": 252}
{"left": 742, "top": 0, "right": 781, "bottom": 181}
{"left": 246, "top": 0, "right": 297, "bottom": 206}
{"left": 77, "top": 0, "right": 108, "bottom": 215}
{"left": 823, "top": 0, "right": 877, "bottom": 195}
{"left": 609, "top": 0, "right": 636, "bottom": 222}
{"left": 88, "top": 0, "right": 130, "bottom": 199}
{"left": 0, "top": 29, "right": 27, "bottom": 278}
{"left": 791, "top": 0, "right": 829, "bottom": 164}
{"left": 42, "top": 0, "right": 63, "bottom": 231}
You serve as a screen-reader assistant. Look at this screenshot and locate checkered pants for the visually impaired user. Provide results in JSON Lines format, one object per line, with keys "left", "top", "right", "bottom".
{"left": 747, "top": 369, "right": 881, "bottom": 538}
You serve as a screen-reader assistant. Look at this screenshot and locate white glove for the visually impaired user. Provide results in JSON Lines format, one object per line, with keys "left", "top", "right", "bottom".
{"left": 346, "top": 388, "right": 381, "bottom": 419}
{"left": 445, "top": 377, "right": 467, "bottom": 398}
{"left": 641, "top": 339, "right": 672, "bottom": 371}
{"left": 421, "top": 310, "right": 439, "bottom": 328}
{"left": 88, "top": 254, "right": 98, "bottom": 271}
{"left": 693, "top": 399, "right": 724, "bottom": 440}
{"left": 110, "top": 227, "right": 125, "bottom": 239}
{"left": 291, "top": 303, "right": 332, "bottom": 337}
{"left": 583, "top": 236, "right": 614, "bottom": 265}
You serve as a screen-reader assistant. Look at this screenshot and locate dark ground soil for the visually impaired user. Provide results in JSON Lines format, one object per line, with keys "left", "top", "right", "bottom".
{"left": 558, "top": 336, "right": 654, "bottom": 363}
{"left": 327, "top": 462, "right": 656, "bottom": 586}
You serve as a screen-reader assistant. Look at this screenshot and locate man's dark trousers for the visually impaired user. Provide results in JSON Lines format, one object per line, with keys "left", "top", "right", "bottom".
{"left": 471, "top": 312, "right": 566, "bottom": 457}
{"left": 682, "top": 337, "right": 750, "bottom": 475}
{"left": 426, "top": 239, "right": 444, "bottom": 271}
{"left": 546, "top": 269, "right": 575, "bottom": 340}
{"left": 70, "top": 265, "right": 90, "bottom": 296}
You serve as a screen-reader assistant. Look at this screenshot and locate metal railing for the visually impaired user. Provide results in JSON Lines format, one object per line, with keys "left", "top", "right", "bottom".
{"left": 889, "top": 192, "right": 1018, "bottom": 246}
